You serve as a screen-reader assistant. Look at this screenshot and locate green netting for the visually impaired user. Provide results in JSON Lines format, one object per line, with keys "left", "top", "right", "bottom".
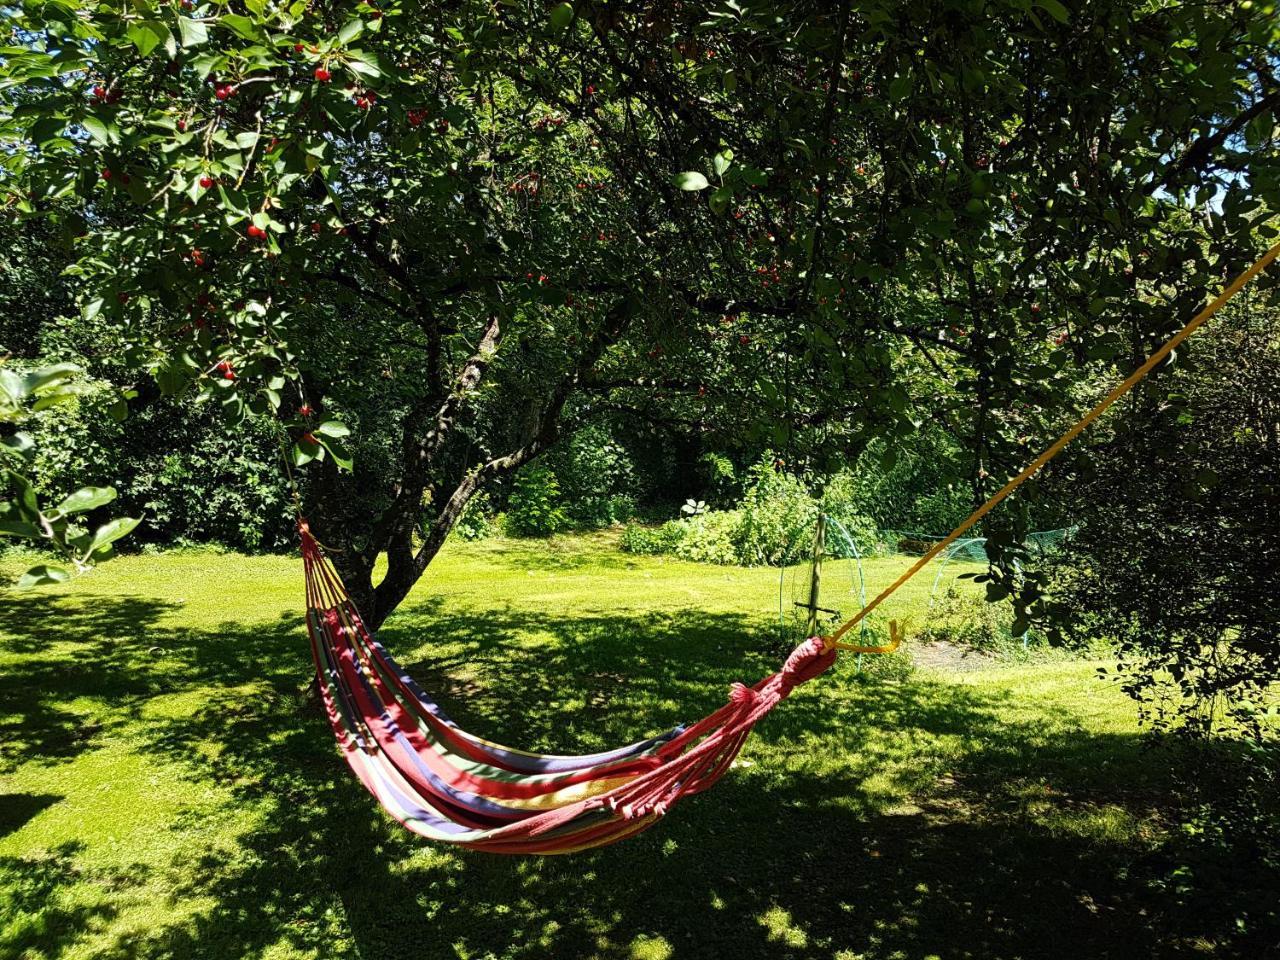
{"left": 778, "top": 518, "right": 1077, "bottom": 648}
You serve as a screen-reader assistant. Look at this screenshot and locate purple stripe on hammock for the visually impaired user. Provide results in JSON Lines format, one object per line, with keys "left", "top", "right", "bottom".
{"left": 361, "top": 621, "right": 685, "bottom": 773}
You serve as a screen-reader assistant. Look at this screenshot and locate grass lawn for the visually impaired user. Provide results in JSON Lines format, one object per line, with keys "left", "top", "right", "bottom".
{"left": 0, "top": 534, "right": 1255, "bottom": 959}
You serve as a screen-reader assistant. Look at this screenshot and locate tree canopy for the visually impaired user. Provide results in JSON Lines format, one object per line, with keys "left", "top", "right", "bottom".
{"left": 2, "top": 0, "right": 1277, "bottom": 624}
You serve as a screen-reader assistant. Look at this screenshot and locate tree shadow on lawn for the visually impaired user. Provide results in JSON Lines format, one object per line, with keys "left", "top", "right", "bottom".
{"left": 0, "top": 593, "right": 183, "bottom": 772}
{"left": 1, "top": 589, "right": 1271, "bottom": 959}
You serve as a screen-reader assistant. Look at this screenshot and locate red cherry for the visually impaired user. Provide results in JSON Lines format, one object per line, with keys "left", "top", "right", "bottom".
{"left": 298, "top": 404, "right": 314, "bottom": 417}
{"left": 101, "top": 168, "right": 112, "bottom": 180}
{"left": 92, "top": 85, "right": 106, "bottom": 100}
{"left": 738, "top": 334, "right": 750, "bottom": 346}
{"left": 176, "top": 119, "right": 187, "bottom": 132}
{"left": 310, "top": 222, "right": 322, "bottom": 233}
{"left": 190, "top": 248, "right": 205, "bottom": 266}
{"left": 302, "top": 431, "right": 318, "bottom": 444}
{"left": 199, "top": 175, "right": 214, "bottom": 188}
{"left": 314, "top": 67, "right": 331, "bottom": 82}
{"left": 246, "top": 224, "right": 266, "bottom": 240}
{"left": 1031, "top": 303, "right": 1041, "bottom": 315}
{"left": 294, "top": 43, "right": 304, "bottom": 53}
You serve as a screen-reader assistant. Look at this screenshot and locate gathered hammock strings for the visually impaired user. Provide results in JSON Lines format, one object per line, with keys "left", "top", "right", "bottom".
{"left": 300, "top": 527, "right": 839, "bottom": 853}
{"left": 825, "top": 240, "right": 1280, "bottom": 650}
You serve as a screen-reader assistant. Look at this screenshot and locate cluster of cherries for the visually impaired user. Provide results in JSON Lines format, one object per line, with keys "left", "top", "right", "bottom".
{"left": 755, "top": 263, "right": 784, "bottom": 288}
{"left": 508, "top": 172, "right": 541, "bottom": 195}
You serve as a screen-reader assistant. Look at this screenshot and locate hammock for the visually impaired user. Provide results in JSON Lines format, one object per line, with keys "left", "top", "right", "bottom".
{"left": 302, "top": 525, "right": 839, "bottom": 854}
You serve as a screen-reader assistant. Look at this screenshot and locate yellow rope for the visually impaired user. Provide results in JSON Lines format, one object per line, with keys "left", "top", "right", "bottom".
{"left": 825, "top": 240, "right": 1280, "bottom": 652}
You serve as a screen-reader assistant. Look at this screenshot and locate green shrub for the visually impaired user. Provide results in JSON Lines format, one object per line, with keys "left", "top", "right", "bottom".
{"left": 696, "top": 452, "right": 739, "bottom": 507}
{"left": 671, "top": 510, "right": 742, "bottom": 565}
{"left": 504, "top": 466, "right": 569, "bottom": 537}
{"left": 28, "top": 380, "right": 295, "bottom": 552}
{"left": 546, "top": 425, "right": 638, "bottom": 527}
{"left": 916, "top": 583, "right": 1049, "bottom": 658}
{"left": 620, "top": 522, "right": 678, "bottom": 555}
{"left": 734, "top": 458, "right": 817, "bottom": 565}
{"left": 454, "top": 492, "right": 496, "bottom": 541}
{"left": 818, "top": 475, "right": 881, "bottom": 556}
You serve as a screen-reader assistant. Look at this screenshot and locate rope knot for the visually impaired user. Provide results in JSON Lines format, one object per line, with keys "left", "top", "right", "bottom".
{"left": 778, "top": 636, "right": 838, "bottom": 694}
{"left": 729, "top": 682, "right": 758, "bottom": 707}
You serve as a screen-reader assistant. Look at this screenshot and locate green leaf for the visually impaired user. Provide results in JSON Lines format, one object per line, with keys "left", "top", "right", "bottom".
{"left": 337, "top": 19, "right": 363, "bottom": 44}
{"left": 127, "top": 22, "right": 162, "bottom": 56}
{"left": 713, "top": 150, "right": 733, "bottom": 177}
{"left": 673, "top": 171, "right": 709, "bottom": 191}
{"left": 17, "top": 564, "right": 72, "bottom": 589}
{"left": 313, "top": 418, "right": 350, "bottom": 438}
{"left": 291, "top": 437, "right": 321, "bottom": 466}
{"left": 179, "top": 17, "right": 209, "bottom": 47}
{"left": 1034, "top": 0, "right": 1069, "bottom": 23}
{"left": 0, "top": 433, "right": 35, "bottom": 460}
{"left": 0, "top": 520, "right": 41, "bottom": 538}
{"left": 82, "top": 115, "right": 111, "bottom": 146}
{"left": 54, "top": 486, "right": 117, "bottom": 516}
{"left": 316, "top": 437, "right": 353, "bottom": 471}
{"left": 21, "top": 363, "right": 80, "bottom": 397}
{"left": 87, "top": 517, "right": 141, "bottom": 555}
{"left": 219, "top": 13, "right": 260, "bottom": 41}
{"left": 549, "top": 2, "right": 574, "bottom": 30}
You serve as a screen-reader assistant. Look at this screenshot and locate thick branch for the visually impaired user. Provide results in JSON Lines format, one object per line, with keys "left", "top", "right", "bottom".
{"left": 366, "top": 300, "right": 633, "bottom": 626}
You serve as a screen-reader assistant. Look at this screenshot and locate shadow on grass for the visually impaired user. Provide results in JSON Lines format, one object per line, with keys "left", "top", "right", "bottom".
{"left": 0, "top": 593, "right": 182, "bottom": 772}
{"left": 1, "top": 588, "right": 1274, "bottom": 959}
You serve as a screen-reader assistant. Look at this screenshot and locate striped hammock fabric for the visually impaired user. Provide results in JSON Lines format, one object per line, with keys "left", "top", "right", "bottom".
{"left": 302, "top": 525, "right": 837, "bottom": 854}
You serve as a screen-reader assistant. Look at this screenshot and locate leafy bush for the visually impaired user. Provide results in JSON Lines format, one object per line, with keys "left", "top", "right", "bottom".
{"left": 546, "top": 425, "right": 638, "bottom": 527}
{"left": 1, "top": 362, "right": 139, "bottom": 585}
{"left": 620, "top": 522, "right": 681, "bottom": 555}
{"left": 670, "top": 510, "right": 742, "bottom": 565}
{"left": 734, "top": 458, "right": 817, "bottom": 565}
{"left": 817, "top": 476, "right": 881, "bottom": 556}
{"left": 695, "top": 452, "right": 739, "bottom": 507}
{"left": 836, "top": 436, "right": 973, "bottom": 534}
{"left": 453, "top": 492, "right": 496, "bottom": 541}
{"left": 504, "top": 466, "right": 569, "bottom": 537}
{"left": 916, "top": 583, "right": 1046, "bottom": 657}
{"left": 24, "top": 375, "right": 297, "bottom": 552}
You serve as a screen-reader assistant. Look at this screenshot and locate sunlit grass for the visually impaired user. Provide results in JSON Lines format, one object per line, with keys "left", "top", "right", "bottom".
{"left": 0, "top": 534, "right": 1249, "bottom": 958}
